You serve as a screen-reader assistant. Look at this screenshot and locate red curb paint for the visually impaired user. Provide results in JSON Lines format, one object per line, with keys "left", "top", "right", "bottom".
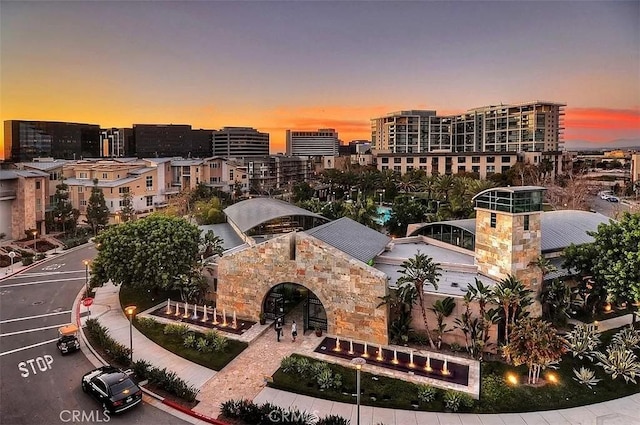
{"left": 161, "top": 399, "right": 228, "bottom": 425}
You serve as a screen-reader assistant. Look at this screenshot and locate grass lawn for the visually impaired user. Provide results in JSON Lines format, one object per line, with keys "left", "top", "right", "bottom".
{"left": 270, "top": 325, "right": 640, "bottom": 414}
{"left": 118, "top": 285, "right": 247, "bottom": 371}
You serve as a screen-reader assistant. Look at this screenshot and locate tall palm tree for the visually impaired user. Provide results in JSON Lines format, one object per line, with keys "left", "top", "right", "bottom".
{"left": 417, "top": 175, "right": 437, "bottom": 201}
{"left": 397, "top": 252, "right": 442, "bottom": 349}
{"left": 429, "top": 297, "right": 456, "bottom": 349}
{"left": 492, "top": 275, "right": 533, "bottom": 346}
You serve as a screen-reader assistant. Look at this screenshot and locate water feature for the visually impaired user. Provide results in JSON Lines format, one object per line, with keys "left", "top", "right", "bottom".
{"left": 166, "top": 299, "right": 171, "bottom": 314}
{"left": 348, "top": 340, "right": 354, "bottom": 355}
{"left": 192, "top": 303, "right": 199, "bottom": 320}
{"left": 222, "top": 309, "right": 227, "bottom": 326}
{"left": 202, "top": 305, "right": 208, "bottom": 322}
{"left": 392, "top": 349, "right": 398, "bottom": 364}
{"left": 362, "top": 342, "right": 369, "bottom": 357}
{"left": 232, "top": 311, "right": 237, "bottom": 328}
{"left": 213, "top": 308, "right": 218, "bottom": 324}
{"left": 183, "top": 302, "right": 189, "bottom": 318}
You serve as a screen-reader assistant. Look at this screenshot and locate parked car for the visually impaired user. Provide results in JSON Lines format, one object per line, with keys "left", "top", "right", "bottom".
{"left": 607, "top": 196, "right": 619, "bottom": 202}
{"left": 600, "top": 194, "right": 611, "bottom": 200}
{"left": 82, "top": 366, "right": 142, "bottom": 414}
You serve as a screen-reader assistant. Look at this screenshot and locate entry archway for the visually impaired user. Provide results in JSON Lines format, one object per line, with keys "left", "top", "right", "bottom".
{"left": 262, "top": 282, "right": 327, "bottom": 332}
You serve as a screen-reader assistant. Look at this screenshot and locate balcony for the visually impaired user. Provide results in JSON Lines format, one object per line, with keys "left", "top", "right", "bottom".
{"left": 0, "top": 190, "right": 17, "bottom": 200}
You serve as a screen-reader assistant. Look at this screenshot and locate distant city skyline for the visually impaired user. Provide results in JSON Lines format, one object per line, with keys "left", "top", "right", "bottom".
{"left": 1, "top": 1, "right": 639, "bottom": 157}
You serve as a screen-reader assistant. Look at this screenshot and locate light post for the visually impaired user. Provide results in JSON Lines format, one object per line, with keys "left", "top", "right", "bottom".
{"left": 82, "top": 259, "right": 90, "bottom": 297}
{"left": 32, "top": 230, "right": 37, "bottom": 252}
{"left": 8, "top": 251, "right": 16, "bottom": 273}
{"left": 125, "top": 305, "right": 137, "bottom": 363}
{"left": 351, "top": 357, "right": 366, "bottom": 425}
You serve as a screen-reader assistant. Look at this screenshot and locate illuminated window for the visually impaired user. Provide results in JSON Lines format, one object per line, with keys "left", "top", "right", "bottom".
{"left": 491, "top": 213, "right": 497, "bottom": 228}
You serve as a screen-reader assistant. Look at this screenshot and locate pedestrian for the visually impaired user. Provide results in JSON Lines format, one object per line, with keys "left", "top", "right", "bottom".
{"left": 291, "top": 320, "right": 297, "bottom": 342}
{"left": 275, "top": 318, "right": 282, "bottom": 342}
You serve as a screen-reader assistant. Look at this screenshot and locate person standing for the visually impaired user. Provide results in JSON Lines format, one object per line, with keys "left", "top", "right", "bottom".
{"left": 291, "top": 320, "right": 297, "bottom": 342}
{"left": 275, "top": 318, "right": 282, "bottom": 342}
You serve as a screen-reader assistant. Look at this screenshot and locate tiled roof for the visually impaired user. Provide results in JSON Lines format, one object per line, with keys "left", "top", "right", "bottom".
{"left": 305, "top": 217, "right": 391, "bottom": 264}
{"left": 223, "top": 198, "right": 328, "bottom": 233}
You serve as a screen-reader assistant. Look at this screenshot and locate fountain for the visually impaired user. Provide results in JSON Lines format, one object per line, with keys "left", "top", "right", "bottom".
{"left": 166, "top": 299, "right": 171, "bottom": 314}
{"left": 348, "top": 340, "right": 354, "bottom": 355}
{"left": 334, "top": 336, "right": 341, "bottom": 352}
{"left": 362, "top": 342, "right": 369, "bottom": 357}
{"left": 425, "top": 354, "right": 432, "bottom": 372}
{"left": 376, "top": 345, "right": 384, "bottom": 361}
{"left": 392, "top": 349, "right": 398, "bottom": 365}
{"left": 202, "top": 305, "right": 208, "bottom": 322}
{"left": 175, "top": 302, "right": 181, "bottom": 316}
{"left": 442, "top": 359, "right": 450, "bottom": 376}
{"left": 183, "top": 302, "right": 190, "bottom": 318}
{"left": 222, "top": 309, "right": 227, "bottom": 326}
{"left": 409, "top": 350, "right": 415, "bottom": 368}
{"left": 213, "top": 308, "right": 218, "bottom": 324}
{"left": 192, "top": 303, "right": 199, "bottom": 320}
{"left": 232, "top": 311, "right": 237, "bottom": 328}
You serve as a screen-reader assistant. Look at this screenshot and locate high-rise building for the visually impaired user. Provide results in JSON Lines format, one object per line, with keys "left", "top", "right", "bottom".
{"left": 212, "top": 127, "right": 269, "bottom": 158}
{"left": 132, "top": 124, "right": 193, "bottom": 158}
{"left": 371, "top": 101, "right": 565, "bottom": 154}
{"left": 4, "top": 120, "right": 101, "bottom": 162}
{"left": 100, "top": 128, "right": 133, "bottom": 158}
{"left": 191, "top": 129, "right": 214, "bottom": 158}
{"left": 286, "top": 129, "right": 339, "bottom": 156}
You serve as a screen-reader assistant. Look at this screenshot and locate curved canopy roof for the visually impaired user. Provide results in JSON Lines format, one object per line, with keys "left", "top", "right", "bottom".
{"left": 223, "top": 197, "right": 328, "bottom": 234}
{"left": 408, "top": 210, "right": 610, "bottom": 252}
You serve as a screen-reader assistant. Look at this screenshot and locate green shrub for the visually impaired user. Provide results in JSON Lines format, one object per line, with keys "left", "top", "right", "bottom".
{"left": 317, "top": 368, "right": 342, "bottom": 391}
{"left": 34, "top": 253, "right": 46, "bottom": 261}
{"left": 296, "top": 357, "right": 312, "bottom": 375}
{"left": 183, "top": 333, "right": 197, "bottom": 349}
{"left": 417, "top": 384, "right": 438, "bottom": 403}
{"left": 84, "top": 318, "right": 131, "bottom": 366}
{"left": 196, "top": 337, "right": 210, "bottom": 352}
{"left": 443, "top": 390, "right": 474, "bottom": 412}
{"left": 132, "top": 359, "right": 151, "bottom": 381}
{"left": 163, "top": 323, "right": 190, "bottom": 336}
{"left": 205, "top": 330, "right": 228, "bottom": 352}
{"left": 316, "top": 415, "right": 350, "bottom": 425}
{"left": 21, "top": 256, "right": 33, "bottom": 266}
{"left": 309, "top": 361, "right": 328, "bottom": 379}
{"left": 480, "top": 375, "right": 510, "bottom": 409}
{"left": 135, "top": 317, "right": 158, "bottom": 330}
{"left": 280, "top": 356, "right": 299, "bottom": 374}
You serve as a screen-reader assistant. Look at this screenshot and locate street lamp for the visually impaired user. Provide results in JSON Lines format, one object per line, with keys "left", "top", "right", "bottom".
{"left": 82, "top": 259, "right": 90, "bottom": 297}
{"left": 379, "top": 189, "right": 385, "bottom": 206}
{"left": 125, "top": 305, "right": 137, "bottom": 363}
{"left": 350, "top": 357, "right": 366, "bottom": 425}
{"left": 32, "top": 230, "right": 38, "bottom": 252}
{"left": 8, "top": 251, "right": 16, "bottom": 273}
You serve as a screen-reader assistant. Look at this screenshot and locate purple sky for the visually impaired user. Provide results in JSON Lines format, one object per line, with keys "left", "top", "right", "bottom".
{"left": 2, "top": 1, "right": 638, "bottom": 152}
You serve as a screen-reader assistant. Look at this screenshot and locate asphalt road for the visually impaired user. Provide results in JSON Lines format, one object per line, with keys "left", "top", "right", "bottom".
{"left": 0, "top": 244, "right": 189, "bottom": 425}
{"left": 589, "top": 194, "right": 636, "bottom": 218}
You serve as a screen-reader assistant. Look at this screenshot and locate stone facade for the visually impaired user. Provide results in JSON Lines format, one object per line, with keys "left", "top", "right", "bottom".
{"left": 475, "top": 208, "right": 543, "bottom": 314}
{"left": 216, "top": 231, "right": 390, "bottom": 345}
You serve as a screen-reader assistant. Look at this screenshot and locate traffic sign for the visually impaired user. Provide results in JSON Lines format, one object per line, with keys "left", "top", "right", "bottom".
{"left": 82, "top": 297, "right": 94, "bottom": 307}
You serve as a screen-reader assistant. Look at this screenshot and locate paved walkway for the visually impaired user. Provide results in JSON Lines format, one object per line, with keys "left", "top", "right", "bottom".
{"left": 28, "top": 267, "right": 638, "bottom": 425}
{"left": 85, "top": 281, "right": 217, "bottom": 390}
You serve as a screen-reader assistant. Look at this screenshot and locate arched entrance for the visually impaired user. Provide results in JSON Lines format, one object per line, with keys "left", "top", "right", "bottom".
{"left": 262, "top": 282, "right": 327, "bottom": 332}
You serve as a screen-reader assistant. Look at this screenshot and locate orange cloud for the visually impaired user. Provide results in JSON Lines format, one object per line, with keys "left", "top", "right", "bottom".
{"left": 564, "top": 107, "right": 640, "bottom": 143}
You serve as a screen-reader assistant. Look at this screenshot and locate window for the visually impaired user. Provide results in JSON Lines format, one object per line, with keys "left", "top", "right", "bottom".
{"left": 146, "top": 176, "right": 153, "bottom": 189}
{"left": 394, "top": 157, "right": 402, "bottom": 164}
{"left": 472, "top": 157, "right": 480, "bottom": 163}
{"left": 229, "top": 170, "right": 234, "bottom": 180}
{"left": 502, "top": 156, "right": 512, "bottom": 163}
{"left": 419, "top": 157, "right": 427, "bottom": 164}
{"left": 80, "top": 200, "right": 87, "bottom": 206}
{"left": 381, "top": 157, "right": 389, "bottom": 164}
{"left": 146, "top": 196, "right": 153, "bottom": 207}
{"left": 118, "top": 187, "right": 129, "bottom": 194}
{"left": 79, "top": 172, "right": 88, "bottom": 179}
{"left": 36, "top": 198, "right": 41, "bottom": 210}
{"left": 490, "top": 213, "right": 497, "bottom": 228}
{"left": 487, "top": 156, "right": 495, "bottom": 163}
{"left": 35, "top": 181, "right": 41, "bottom": 190}
{"left": 406, "top": 157, "right": 414, "bottom": 164}
{"left": 524, "top": 215, "right": 530, "bottom": 230}
{"left": 102, "top": 173, "right": 108, "bottom": 179}
{"left": 119, "top": 200, "right": 126, "bottom": 207}
{"left": 393, "top": 166, "right": 401, "bottom": 172}
{"left": 458, "top": 157, "right": 466, "bottom": 163}
{"left": 78, "top": 186, "right": 83, "bottom": 193}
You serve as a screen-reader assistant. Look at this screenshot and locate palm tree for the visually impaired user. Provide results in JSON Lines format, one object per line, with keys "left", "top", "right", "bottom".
{"left": 344, "top": 197, "right": 379, "bottom": 228}
{"left": 397, "top": 252, "right": 442, "bottom": 349}
{"left": 417, "top": 175, "right": 437, "bottom": 201}
{"left": 429, "top": 297, "right": 456, "bottom": 349}
{"left": 492, "top": 275, "right": 533, "bottom": 346}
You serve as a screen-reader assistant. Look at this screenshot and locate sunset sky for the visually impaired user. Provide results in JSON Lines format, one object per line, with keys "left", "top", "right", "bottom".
{"left": 1, "top": 1, "right": 639, "bottom": 154}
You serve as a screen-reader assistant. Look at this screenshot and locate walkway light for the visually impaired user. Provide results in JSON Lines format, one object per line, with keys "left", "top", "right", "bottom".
{"left": 351, "top": 357, "right": 366, "bottom": 425}
{"left": 125, "top": 305, "right": 137, "bottom": 362}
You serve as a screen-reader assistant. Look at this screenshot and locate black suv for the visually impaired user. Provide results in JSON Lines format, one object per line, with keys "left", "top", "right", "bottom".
{"left": 82, "top": 366, "right": 143, "bottom": 413}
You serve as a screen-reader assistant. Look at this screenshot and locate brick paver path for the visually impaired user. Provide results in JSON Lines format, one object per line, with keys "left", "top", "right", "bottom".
{"left": 193, "top": 307, "right": 320, "bottom": 418}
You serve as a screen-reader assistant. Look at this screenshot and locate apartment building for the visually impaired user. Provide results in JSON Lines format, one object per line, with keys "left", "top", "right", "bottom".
{"left": 0, "top": 169, "right": 49, "bottom": 240}
{"left": 371, "top": 101, "right": 565, "bottom": 154}
{"left": 212, "top": 127, "right": 269, "bottom": 158}
{"left": 206, "top": 157, "right": 249, "bottom": 197}
{"left": 631, "top": 154, "right": 640, "bottom": 187}
{"left": 375, "top": 151, "right": 519, "bottom": 179}
{"left": 286, "top": 129, "right": 340, "bottom": 156}
{"left": 240, "top": 155, "right": 313, "bottom": 193}
{"left": 4, "top": 120, "right": 101, "bottom": 162}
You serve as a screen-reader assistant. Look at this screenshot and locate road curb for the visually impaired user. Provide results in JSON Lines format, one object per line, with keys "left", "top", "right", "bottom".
{"left": 74, "top": 287, "right": 227, "bottom": 425}
{"left": 0, "top": 241, "right": 93, "bottom": 281}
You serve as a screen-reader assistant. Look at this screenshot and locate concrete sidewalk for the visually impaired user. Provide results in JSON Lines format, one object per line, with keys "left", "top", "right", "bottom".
{"left": 83, "top": 281, "right": 216, "bottom": 391}
{"left": 254, "top": 387, "right": 640, "bottom": 425}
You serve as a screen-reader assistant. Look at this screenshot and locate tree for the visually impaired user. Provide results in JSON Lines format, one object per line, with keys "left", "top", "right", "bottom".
{"left": 386, "top": 197, "right": 427, "bottom": 237}
{"left": 193, "top": 198, "right": 225, "bottom": 225}
{"left": 344, "top": 197, "right": 379, "bottom": 228}
{"left": 85, "top": 179, "right": 110, "bottom": 235}
{"left": 93, "top": 214, "right": 200, "bottom": 292}
{"left": 429, "top": 297, "right": 456, "bottom": 350}
{"left": 492, "top": 275, "right": 533, "bottom": 345}
{"left": 292, "top": 182, "right": 315, "bottom": 203}
{"left": 397, "top": 252, "right": 442, "bottom": 349}
{"left": 52, "top": 177, "right": 74, "bottom": 233}
{"left": 563, "top": 212, "right": 640, "bottom": 322}
{"left": 120, "top": 190, "right": 136, "bottom": 222}
{"left": 502, "top": 318, "right": 565, "bottom": 385}
{"left": 201, "top": 230, "right": 224, "bottom": 258}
